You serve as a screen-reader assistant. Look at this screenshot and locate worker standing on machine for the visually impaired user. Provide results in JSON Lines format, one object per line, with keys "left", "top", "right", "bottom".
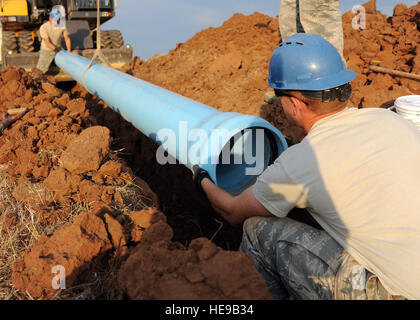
{"left": 36, "top": 5, "right": 71, "bottom": 74}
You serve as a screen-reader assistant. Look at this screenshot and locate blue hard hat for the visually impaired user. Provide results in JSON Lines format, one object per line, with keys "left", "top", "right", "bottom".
{"left": 50, "top": 8, "right": 61, "bottom": 22}
{"left": 268, "top": 33, "right": 356, "bottom": 91}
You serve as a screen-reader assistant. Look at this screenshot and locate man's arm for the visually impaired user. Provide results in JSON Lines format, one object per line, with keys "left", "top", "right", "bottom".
{"left": 201, "top": 178, "right": 273, "bottom": 226}
{"left": 43, "top": 37, "right": 56, "bottom": 51}
{"left": 64, "top": 34, "right": 71, "bottom": 51}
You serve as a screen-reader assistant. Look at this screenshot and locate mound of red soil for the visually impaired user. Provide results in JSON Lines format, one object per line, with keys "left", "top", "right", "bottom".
{"left": 0, "top": 67, "right": 158, "bottom": 298}
{"left": 129, "top": 12, "right": 280, "bottom": 120}
{"left": 12, "top": 206, "right": 162, "bottom": 299}
{"left": 343, "top": 1, "right": 420, "bottom": 109}
{"left": 0, "top": 67, "right": 157, "bottom": 225}
{"left": 118, "top": 219, "right": 272, "bottom": 300}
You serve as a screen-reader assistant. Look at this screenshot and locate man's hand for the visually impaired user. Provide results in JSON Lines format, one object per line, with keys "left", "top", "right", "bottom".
{"left": 192, "top": 165, "right": 273, "bottom": 226}
{"left": 193, "top": 165, "right": 213, "bottom": 195}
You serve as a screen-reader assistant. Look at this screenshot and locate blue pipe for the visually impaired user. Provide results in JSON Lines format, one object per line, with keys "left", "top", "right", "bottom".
{"left": 55, "top": 51, "right": 288, "bottom": 195}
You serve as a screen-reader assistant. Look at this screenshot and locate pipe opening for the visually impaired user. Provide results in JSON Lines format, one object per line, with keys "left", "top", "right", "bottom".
{"left": 215, "top": 127, "right": 280, "bottom": 195}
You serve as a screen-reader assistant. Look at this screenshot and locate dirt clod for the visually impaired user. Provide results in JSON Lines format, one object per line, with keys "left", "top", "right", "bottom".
{"left": 60, "top": 126, "right": 111, "bottom": 174}
{"left": 118, "top": 221, "right": 272, "bottom": 300}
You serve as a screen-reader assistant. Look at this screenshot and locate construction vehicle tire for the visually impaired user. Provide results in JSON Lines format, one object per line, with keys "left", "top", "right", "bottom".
{"left": 18, "top": 32, "right": 35, "bottom": 53}
{"left": 94, "top": 30, "right": 124, "bottom": 49}
{"left": 108, "top": 30, "right": 124, "bottom": 48}
{"left": 3, "top": 32, "right": 18, "bottom": 54}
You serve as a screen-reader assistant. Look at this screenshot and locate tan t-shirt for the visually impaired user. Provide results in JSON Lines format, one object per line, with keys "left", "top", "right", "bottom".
{"left": 254, "top": 107, "right": 420, "bottom": 300}
{"left": 40, "top": 21, "right": 69, "bottom": 51}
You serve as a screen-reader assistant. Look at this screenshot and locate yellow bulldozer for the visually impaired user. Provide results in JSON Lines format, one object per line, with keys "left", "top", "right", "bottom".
{"left": 0, "top": 0, "right": 133, "bottom": 80}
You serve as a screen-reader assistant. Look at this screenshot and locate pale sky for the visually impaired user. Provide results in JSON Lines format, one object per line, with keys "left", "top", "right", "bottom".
{"left": 104, "top": 0, "right": 419, "bottom": 60}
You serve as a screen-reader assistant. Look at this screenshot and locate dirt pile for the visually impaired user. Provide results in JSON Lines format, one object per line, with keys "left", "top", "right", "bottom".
{"left": 12, "top": 206, "right": 162, "bottom": 299}
{"left": 344, "top": 1, "right": 420, "bottom": 109}
{"left": 0, "top": 66, "right": 158, "bottom": 298}
{"left": 118, "top": 218, "right": 272, "bottom": 300}
{"left": 0, "top": 67, "right": 157, "bottom": 226}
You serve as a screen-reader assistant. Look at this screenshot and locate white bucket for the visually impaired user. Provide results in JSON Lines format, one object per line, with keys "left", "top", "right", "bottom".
{"left": 394, "top": 95, "right": 420, "bottom": 130}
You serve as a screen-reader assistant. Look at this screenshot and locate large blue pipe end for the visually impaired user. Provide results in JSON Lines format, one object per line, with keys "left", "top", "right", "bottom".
{"left": 55, "top": 51, "right": 289, "bottom": 195}
{"left": 200, "top": 121, "right": 288, "bottom": 195}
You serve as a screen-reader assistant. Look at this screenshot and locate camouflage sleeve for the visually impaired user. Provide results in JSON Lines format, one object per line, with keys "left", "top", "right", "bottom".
{"left": 253, "top": 158, "right": 307, "bottom": 218}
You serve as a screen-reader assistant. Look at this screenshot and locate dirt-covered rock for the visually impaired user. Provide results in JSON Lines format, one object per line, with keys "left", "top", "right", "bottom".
{"left": 60, "top": 126, "right": 111, "bottom": 174}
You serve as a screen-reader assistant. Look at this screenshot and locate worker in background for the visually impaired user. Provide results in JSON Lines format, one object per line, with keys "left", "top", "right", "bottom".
{"left": 193, "top": 34, "right": 420, "bottom": 300}
{"left": 36, "top": 5, "right": 71, "bottom": 74}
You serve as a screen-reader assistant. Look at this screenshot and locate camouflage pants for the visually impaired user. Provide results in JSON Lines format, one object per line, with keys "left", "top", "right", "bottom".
{"left": 240, "top": 216, "right": 405, "bottom": 300}
{"left": 279, "top": 0, "right": 344, "bottom": 61}
{"left": 36, "top": 49, "right": 57, "bottom": 74}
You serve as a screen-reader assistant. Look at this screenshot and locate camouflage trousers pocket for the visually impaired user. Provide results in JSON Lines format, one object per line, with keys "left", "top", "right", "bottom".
{"left": 334, "top": 253, "right": 404, "bottom": 300}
